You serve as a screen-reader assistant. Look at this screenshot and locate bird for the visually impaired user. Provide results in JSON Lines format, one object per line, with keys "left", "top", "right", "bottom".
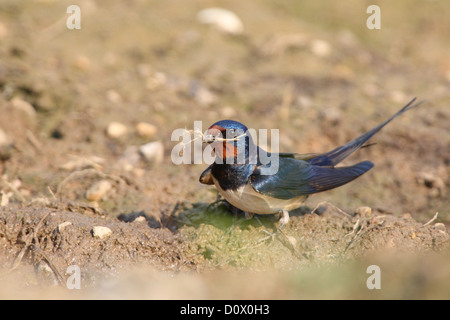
{"left": 199, "top": 98, "right": 423, "bottom": 228}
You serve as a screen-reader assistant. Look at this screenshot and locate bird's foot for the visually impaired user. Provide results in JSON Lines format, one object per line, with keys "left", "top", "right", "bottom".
{"left": 244, "top": 212, "right": 254, "bottom": 220}
{"left": 258, "top": 210, "right": 290, "bottom": 242}
{"left": 206, "top": 196, "right": 227, "bottom": 210}
{"left": 278, "top": 210, "right": 290, "bottom": 230}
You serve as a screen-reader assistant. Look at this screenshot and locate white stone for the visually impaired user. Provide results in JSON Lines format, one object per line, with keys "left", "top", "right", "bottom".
{"left": 355, "top": 206, "right": 372, "bottom": 216}
{"left": 85, "top": 179, "right": 112, "bottom": 201}
{"left": 119, "top": 146, "right": 140, "bottom": 170}
{"left": 433, "top": 223, "right": 446, "bottom": 231}
{"left": 57, "top": 221, "right": 72, "bottom": 232}
{"left": 11, "top": 97, "right": 36, "bottom": 117}
{"left": 136, "top": 122, "right": 157, "bottom": 138}
{"left": 139, "top": 141, "right": 164, "bottom": 164}
{"left": 197, "top": 8, "right": 244, "bottom": 35}
{"left": 133, "top": 216, "right": 146, "bottom": 223}
{"left": 92, "top": 226, "right": 112, "bottom": 239}
{"left": 310, "top": 39, "right": 331, "bottom": 57}
{"left": 106, "top": 122, "right": 128, "bottom": 138}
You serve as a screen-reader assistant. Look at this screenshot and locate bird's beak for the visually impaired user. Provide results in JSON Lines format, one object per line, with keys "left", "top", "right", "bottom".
{"left": 203, "top": 133, "right": 215, "bottom": 144}
{"left": 203, "top": 128, "right": 221, "bottom": 144}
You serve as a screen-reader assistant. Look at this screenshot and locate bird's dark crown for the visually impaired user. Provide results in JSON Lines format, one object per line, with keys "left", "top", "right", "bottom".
{"left": 207, "top": 120, "right": 248, "bottom": 141}
{"left": 209, "top": 120, "right": 248, "bottom": 131}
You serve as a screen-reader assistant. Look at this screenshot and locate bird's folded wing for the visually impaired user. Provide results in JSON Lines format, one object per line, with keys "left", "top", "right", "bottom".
{"left": 250, "top": 157, "right": 374, "bottom": 200}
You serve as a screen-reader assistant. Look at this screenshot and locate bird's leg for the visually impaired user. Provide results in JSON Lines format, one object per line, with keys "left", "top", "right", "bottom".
{"left": 206, "top": 193, "right": 227, "bottom": 210}
{"left": 278, "top": 210, "right": 290, "bottom": 230}
{"left": 244, "top": 212, "right": 254, "bottom": 220}
{"left": 259, "top": 210, "right": 290, "bottom": 241}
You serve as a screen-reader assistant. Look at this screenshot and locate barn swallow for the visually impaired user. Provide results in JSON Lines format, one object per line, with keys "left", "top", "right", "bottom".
{"left": 199, "top": 98, "right": 423, "bottom": 228}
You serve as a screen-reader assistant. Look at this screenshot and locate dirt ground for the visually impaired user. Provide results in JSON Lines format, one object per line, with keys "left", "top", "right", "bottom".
{"left": 0, "top": 0, "right": 449, "bottom": 299}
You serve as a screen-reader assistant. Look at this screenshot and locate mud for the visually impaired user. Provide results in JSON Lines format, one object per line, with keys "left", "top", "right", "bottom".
{"left": 0, "top": 0, "right": 449, "bottom": 299}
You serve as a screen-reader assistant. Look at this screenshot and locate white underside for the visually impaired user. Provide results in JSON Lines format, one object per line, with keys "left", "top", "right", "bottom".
{"left": 212, "top": 177, "right": 306, "bottom": 214}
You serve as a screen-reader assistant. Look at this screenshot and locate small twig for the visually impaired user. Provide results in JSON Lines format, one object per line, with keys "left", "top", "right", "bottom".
{"left": 311, "top": 201, "right": 352, "bottom": 218}
{"left": 343, "top": 218, "right": 366, "bottom": 254}
{"left": 1, "top": 212, "right": 50, "bottom": 276}
{"left": 30, "top": 244, "right": 65, "bottom": 286}
{"left": 6, "top": 245, "right": 29, "bottom": 274}
{"left": 423, "top": 212, "right": 439, "bottom": 226}
{"left": 47, "top": 186, "right": 57, "bottom": 200}
{"left": 32, "top": 212, "right": 65, "bottom": 286}
{"left": 345, "top": 218, "right": 361, "bottom": 238}
{"left": 276, "top": 229, "right": 305, "bottom": 260}
{"left": 236, "top": 236, "right": 269, "bottom": 251}
{"left": 343, "top": 227, "right": 364, "bottom": 255}
{"left": 0, "top": 211, "right": 65, "bottom": 287}
{"left": 33, "top": 211, "right": 51, "bottom": 241}
{"left": 25, "top": 130, "right": 43, "bottom": 154}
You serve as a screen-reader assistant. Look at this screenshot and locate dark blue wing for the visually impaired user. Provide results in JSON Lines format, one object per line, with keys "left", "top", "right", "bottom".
{"left": 250, "top": 157, "right": 373, "bottom": 200}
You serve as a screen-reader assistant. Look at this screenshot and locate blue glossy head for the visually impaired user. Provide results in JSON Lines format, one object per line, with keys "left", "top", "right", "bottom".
{"left": 205, "top": 120, "right": 249, "bottom": 143}
{"left": 209, "top": 120, "right": 248, "bottom": 133}
{"left": 205, "top": 120, "right": 256, "bottom": 161}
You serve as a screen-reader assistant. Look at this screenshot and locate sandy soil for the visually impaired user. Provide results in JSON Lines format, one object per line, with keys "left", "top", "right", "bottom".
{"left": 0, "top": 0, "right": 449, "bottom": 299}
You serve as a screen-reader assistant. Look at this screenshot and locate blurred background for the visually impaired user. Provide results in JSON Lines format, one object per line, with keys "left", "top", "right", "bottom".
{"left": 0, "top": 0, "right": 449, "bottom": 299}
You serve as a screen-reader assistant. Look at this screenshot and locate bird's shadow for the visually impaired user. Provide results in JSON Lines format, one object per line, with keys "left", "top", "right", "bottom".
{"left": 117, "top": 199, "right": 313, "bottom": 233}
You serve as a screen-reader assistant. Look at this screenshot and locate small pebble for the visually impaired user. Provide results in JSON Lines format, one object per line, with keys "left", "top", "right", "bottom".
{"left": 319, "top": 107, "right": 342, "bottom": 125}
{"left": 390, "top": 90, "right": 406, "bottom": 104}
{"left": 91, "top": 226, "right": 112, "bottom": 239}
{"left": 74, "top": 55, "right": 91, "bottom": 71}
{"left": 117, "top": 145, "right": 141, "bottom": 171}
{"left": 133, "top": 216, "right": 146, "bottom": 223}
{"left": 139, "top": 141, "right": 164, "bottom": 164}
{"left": 85, "top": 179, "right": 112, "bottom": 201}
{"left": 197, "top": 8, "right": 244, "bottom": 35}
{"left": 57, "top": 221, "right": 72, "bottom": 233}
{"left": 190, "top": 81, "right": 217, "bottom": 107}
{"left": 433, "top": 223, "right": 446, "bottom": 232}
{"left": 310, "top": 39, "right": 331, "bottom": 57}
{"left": 136, "top": 122, "right": 157, "bottom": 138}
{"left": 11, "top": 97, "right": 36, "bottom": 117}
{"left": 355, "top": 206, "right": 372, "bottom": 216}
{"left": 106, "top": 122, "right": 128, "bottom": 138}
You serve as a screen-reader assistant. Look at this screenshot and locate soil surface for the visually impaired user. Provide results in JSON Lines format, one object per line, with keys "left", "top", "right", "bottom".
{"left": 0, "top": 0, "right": 449, "bottom": 299}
